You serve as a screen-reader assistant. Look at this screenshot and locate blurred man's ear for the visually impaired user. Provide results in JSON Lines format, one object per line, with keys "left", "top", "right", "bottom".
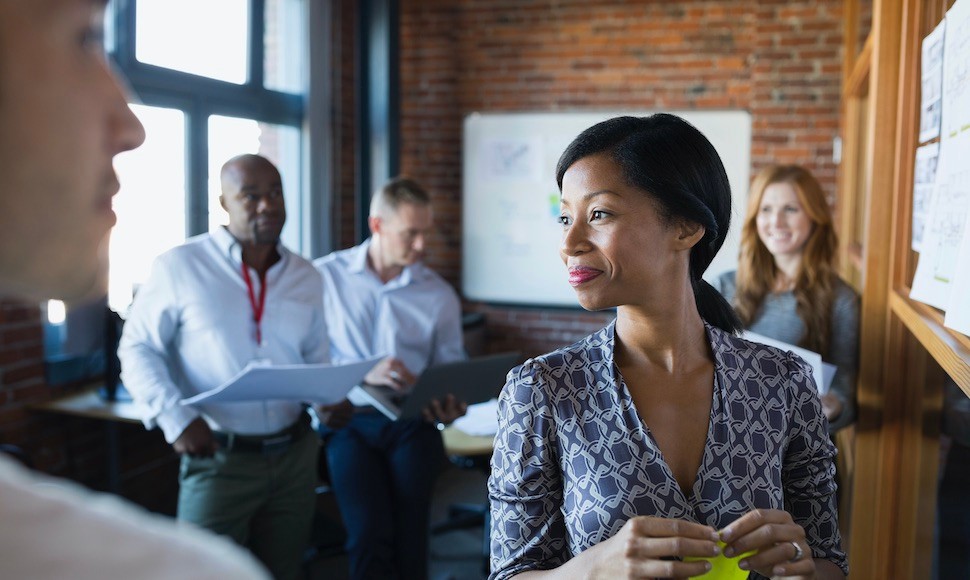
{"left": 219, "top": 195, "right": 228, "bottom": 212}
{"left": 368, "top": 215, "right": 382, "bottom": 236}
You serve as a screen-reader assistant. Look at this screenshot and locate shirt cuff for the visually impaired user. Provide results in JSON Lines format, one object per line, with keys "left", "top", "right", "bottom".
{"left": 155, "top": 406, "right": 202, "bottom": 444}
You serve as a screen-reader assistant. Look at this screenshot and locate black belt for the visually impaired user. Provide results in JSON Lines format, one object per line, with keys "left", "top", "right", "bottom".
{"left": 213, "top": 413, "right": 311, "bottom": 455}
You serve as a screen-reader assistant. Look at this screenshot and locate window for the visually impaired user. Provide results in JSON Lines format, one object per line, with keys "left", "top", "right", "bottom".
{"left": 106, "top": 0, "right": 310, "bottom": 316}
{"left": 134, "top": 0, "right": 250, "bottom": 84}
{"left": 44, "top": 0, "right": 331, "bottom": 384}
{"left": 110, "top": 105, "right": 186, "bottom": 313}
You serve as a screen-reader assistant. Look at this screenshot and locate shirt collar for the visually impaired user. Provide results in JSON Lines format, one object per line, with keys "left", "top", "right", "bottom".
{"left": 211, "top": 225, "right": 288, "bottom": 269}
{"left": 351, "top": 238, "right": 420, "bottom": 287}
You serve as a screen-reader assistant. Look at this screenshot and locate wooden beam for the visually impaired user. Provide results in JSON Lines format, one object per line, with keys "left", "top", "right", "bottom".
{"left": 891, "top": 292, "right": 970, "bottom": 394}
{"left": 845, "top": 35, "right": 874, "bottom": 99}
{"left": 847, "top": 0, "right": 905, "bottom": 576}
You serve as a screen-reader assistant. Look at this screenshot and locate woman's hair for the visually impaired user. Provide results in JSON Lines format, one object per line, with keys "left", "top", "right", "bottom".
{"left": 555, "top": 114, "right": 742, "bottom": 334}
{"left": 735, "top": 164, "right": 839, "bottom": 353}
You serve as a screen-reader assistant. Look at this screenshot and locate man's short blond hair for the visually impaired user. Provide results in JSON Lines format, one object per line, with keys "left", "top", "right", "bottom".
{"left": 369, "top": 177, "right": 431, "bottom": 218}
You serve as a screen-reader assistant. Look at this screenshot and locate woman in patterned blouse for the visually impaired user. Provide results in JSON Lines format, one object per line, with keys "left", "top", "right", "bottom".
{"left": 488, "top": 114, "right": 846, "bottom": 580}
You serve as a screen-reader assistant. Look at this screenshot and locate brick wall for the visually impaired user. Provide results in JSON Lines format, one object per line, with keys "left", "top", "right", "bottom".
{"left": 392, "top": 0, "right": 845, "bottom": 357}
{"left": 334, "top": 0, "right": 360, "bottom": 250}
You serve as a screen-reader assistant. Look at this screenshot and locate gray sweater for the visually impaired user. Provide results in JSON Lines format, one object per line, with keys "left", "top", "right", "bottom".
{"left": 714, "top": 271, "right": 860, "bottom": 432}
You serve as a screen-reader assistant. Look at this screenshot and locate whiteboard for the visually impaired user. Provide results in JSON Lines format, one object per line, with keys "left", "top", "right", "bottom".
{"left": 461, "top": 110, "right": 752, "bottom": 307}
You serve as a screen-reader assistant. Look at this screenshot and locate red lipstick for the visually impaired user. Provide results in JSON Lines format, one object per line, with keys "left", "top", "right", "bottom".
{"left": 568, "top": 266, "right": 602, "bottom": 286}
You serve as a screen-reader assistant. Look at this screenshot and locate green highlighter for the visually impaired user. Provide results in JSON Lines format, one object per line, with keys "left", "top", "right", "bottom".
{"left": 684, "top": 541, "right": 754, "bottom": 579}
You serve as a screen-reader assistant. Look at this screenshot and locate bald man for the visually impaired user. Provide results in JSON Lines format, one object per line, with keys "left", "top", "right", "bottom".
{"left": 120, "top": 154, "right": 329, "bottom": 579}
{"left": 0, "top": 2, "right": 268, "bottom": 578}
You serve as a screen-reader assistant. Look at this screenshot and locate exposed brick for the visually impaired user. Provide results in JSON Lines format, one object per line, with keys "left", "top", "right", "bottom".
{"left": 343, "top": 0, "right": 844, "bottom": 363}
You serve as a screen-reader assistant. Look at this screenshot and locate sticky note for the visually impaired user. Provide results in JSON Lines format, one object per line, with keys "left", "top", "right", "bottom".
{"left": 684, "top": 541, "right": 754, "bottom": 579}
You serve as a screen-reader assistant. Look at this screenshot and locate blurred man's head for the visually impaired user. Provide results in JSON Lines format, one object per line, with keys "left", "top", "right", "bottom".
{"left": 0, "top": 0, "right": 145, "bottom": 301}
{"left": 368, "top": 177, "right": 433, "bottom": 273}
{"left": 220, "top": 154, "right": 287, "bottom": 247}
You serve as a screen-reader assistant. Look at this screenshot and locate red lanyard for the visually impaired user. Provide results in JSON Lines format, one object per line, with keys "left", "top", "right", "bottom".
{"left": 240, "top": 263, "right": 267, "bottom": 345}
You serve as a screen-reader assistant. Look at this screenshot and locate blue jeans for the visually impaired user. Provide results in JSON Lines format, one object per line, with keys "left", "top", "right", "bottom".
{"left": 323, "top": 412, "right": 445, "bottom": 580}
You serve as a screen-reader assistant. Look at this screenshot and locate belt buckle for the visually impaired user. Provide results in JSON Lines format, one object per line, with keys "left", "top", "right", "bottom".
{"left": 260, "top": 434, "right": 292, "bottom": 455}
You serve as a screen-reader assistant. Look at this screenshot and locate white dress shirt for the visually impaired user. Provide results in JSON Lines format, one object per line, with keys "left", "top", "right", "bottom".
{"left": 119, "top": 227, "right": 329, "bottom": 443}
{"left": 0, "top": 455, "right": 269, "bottom": 579}
{"left": 313, "top": 238, "right": 464, "bottom": 376}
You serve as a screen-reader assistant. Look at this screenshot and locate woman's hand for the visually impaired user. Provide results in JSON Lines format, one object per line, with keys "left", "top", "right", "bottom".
{"left": 587, "top": 516, "right": 720, "bottom": 579}
{"left": 719, "top": 509, "right": 815, "bottom": 579}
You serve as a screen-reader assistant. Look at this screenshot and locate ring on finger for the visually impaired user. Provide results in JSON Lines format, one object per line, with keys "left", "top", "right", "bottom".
{"left": 788, "top": 541, "right": 804, "bottom": 562}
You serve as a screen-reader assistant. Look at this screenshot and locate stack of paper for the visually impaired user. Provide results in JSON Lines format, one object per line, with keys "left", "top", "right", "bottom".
{"left": 179, "top": 356, "right": 382, "bottom": 406}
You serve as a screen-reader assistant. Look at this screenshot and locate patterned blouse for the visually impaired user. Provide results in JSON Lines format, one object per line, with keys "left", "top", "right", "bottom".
{"left": 488, "top": 321, "right": 847, "bottom": 580}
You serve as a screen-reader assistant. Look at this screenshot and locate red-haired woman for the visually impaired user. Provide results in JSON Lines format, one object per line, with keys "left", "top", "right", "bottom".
{"left": 715, "top": 165, "right": 859, "bottom": 431}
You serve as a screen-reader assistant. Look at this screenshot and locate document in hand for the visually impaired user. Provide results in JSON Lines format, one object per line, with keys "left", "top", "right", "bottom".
{"left": 179, "top": 356, "right": 382, "bottom": 406}
{"left": 741, "top": 331, "right": 836, "bottom": 395}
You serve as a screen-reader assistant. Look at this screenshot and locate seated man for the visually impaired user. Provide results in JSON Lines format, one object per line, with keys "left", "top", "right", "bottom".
{"left": 120, "top": 154, "right": 328, "bottom": 580}
{"left": 315, "top": 177, "right": 466, "bottom": 580}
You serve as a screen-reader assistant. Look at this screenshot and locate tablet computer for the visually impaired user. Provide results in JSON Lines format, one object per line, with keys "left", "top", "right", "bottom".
{"left": 356, "top": 352, "right": 519, "bottom": 421}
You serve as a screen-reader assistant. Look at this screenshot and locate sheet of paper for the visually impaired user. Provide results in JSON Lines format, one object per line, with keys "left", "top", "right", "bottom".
{"left": 934, "top": 0, "right": 970, "bottom": 332}
{"left": 452, "top": 398, "right": 499, "bottom": 437}
{"left": 912, "top": 0, "right": 970, "bottom": 310}
{"left": 944, "top": 207, "right": 970, "bottom": 336}
{"left": 941, "top": 0, "right": 970, "bottom": 141}
{"left": 912, "top": 142, "right": 940, "bottom": 252}
{"left": 741, "top": 331, "right": 829, "bottom": 395}
{"left": 822, "top": 363, "right": 837, "bottom": 395}
{"left": 919, "top": 20, "right": 946, "bottom": 143}
{"left": 180, "top": 356, "right": 382, "bottom": 406}
{"left": 911, "top": 133, "right": 970, "bottom": 309}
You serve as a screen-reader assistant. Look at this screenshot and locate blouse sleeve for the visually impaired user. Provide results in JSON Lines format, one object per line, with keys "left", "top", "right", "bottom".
{"left": 825, "top": 285, "right": 860, "bottom": 431}
{"left": 782, "top": 356, "right": 849, "bottom": 575}
{"left": 488, "top": 360, "right": 568, "bottom": 580}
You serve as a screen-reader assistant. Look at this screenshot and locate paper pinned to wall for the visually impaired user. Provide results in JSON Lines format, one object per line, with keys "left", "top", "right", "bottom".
{"left": 944, "top": 207, "right": 970, "bottom": 337}
{"left": 941, "top": 0, "right": 970, "bottom": 141}
{"left": 920, "top": 20, "right": 946, "bottom": 143}
{"left": 911, "top": 0, "right": 970, "bottom": 311}
{"left": 910, "top": 135, "right": 970, "bottom": 309}
{"left": 912, "top": 142, "right": 940, "bottom": 252}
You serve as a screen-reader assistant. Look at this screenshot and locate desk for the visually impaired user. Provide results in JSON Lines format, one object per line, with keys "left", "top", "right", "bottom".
{"left": 441, "top": 426, "right": 493, "bottom": 457}
{"left": 31, "top": 386, "right": 142, "bottom": 424}
{"left": 30, "top": 385, "right": 143, "bottom": 493}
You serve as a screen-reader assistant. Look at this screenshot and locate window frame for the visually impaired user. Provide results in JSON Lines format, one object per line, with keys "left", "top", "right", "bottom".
{"left": 109, "top": 0, "right": 309, "bottom": 241}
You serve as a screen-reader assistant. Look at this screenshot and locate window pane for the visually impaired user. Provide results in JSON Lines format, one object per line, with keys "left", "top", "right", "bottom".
{"left": 208, "top": 116, "right": 303, "bottom": 253}
{"left": 110, "top": 105, "right": 187, "bottom": 315}
{"left": 135, "top": 0, "right": 249, "bottom": 84}
{"left": 265, "top": 0, "right": 305, "bottom": 93}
